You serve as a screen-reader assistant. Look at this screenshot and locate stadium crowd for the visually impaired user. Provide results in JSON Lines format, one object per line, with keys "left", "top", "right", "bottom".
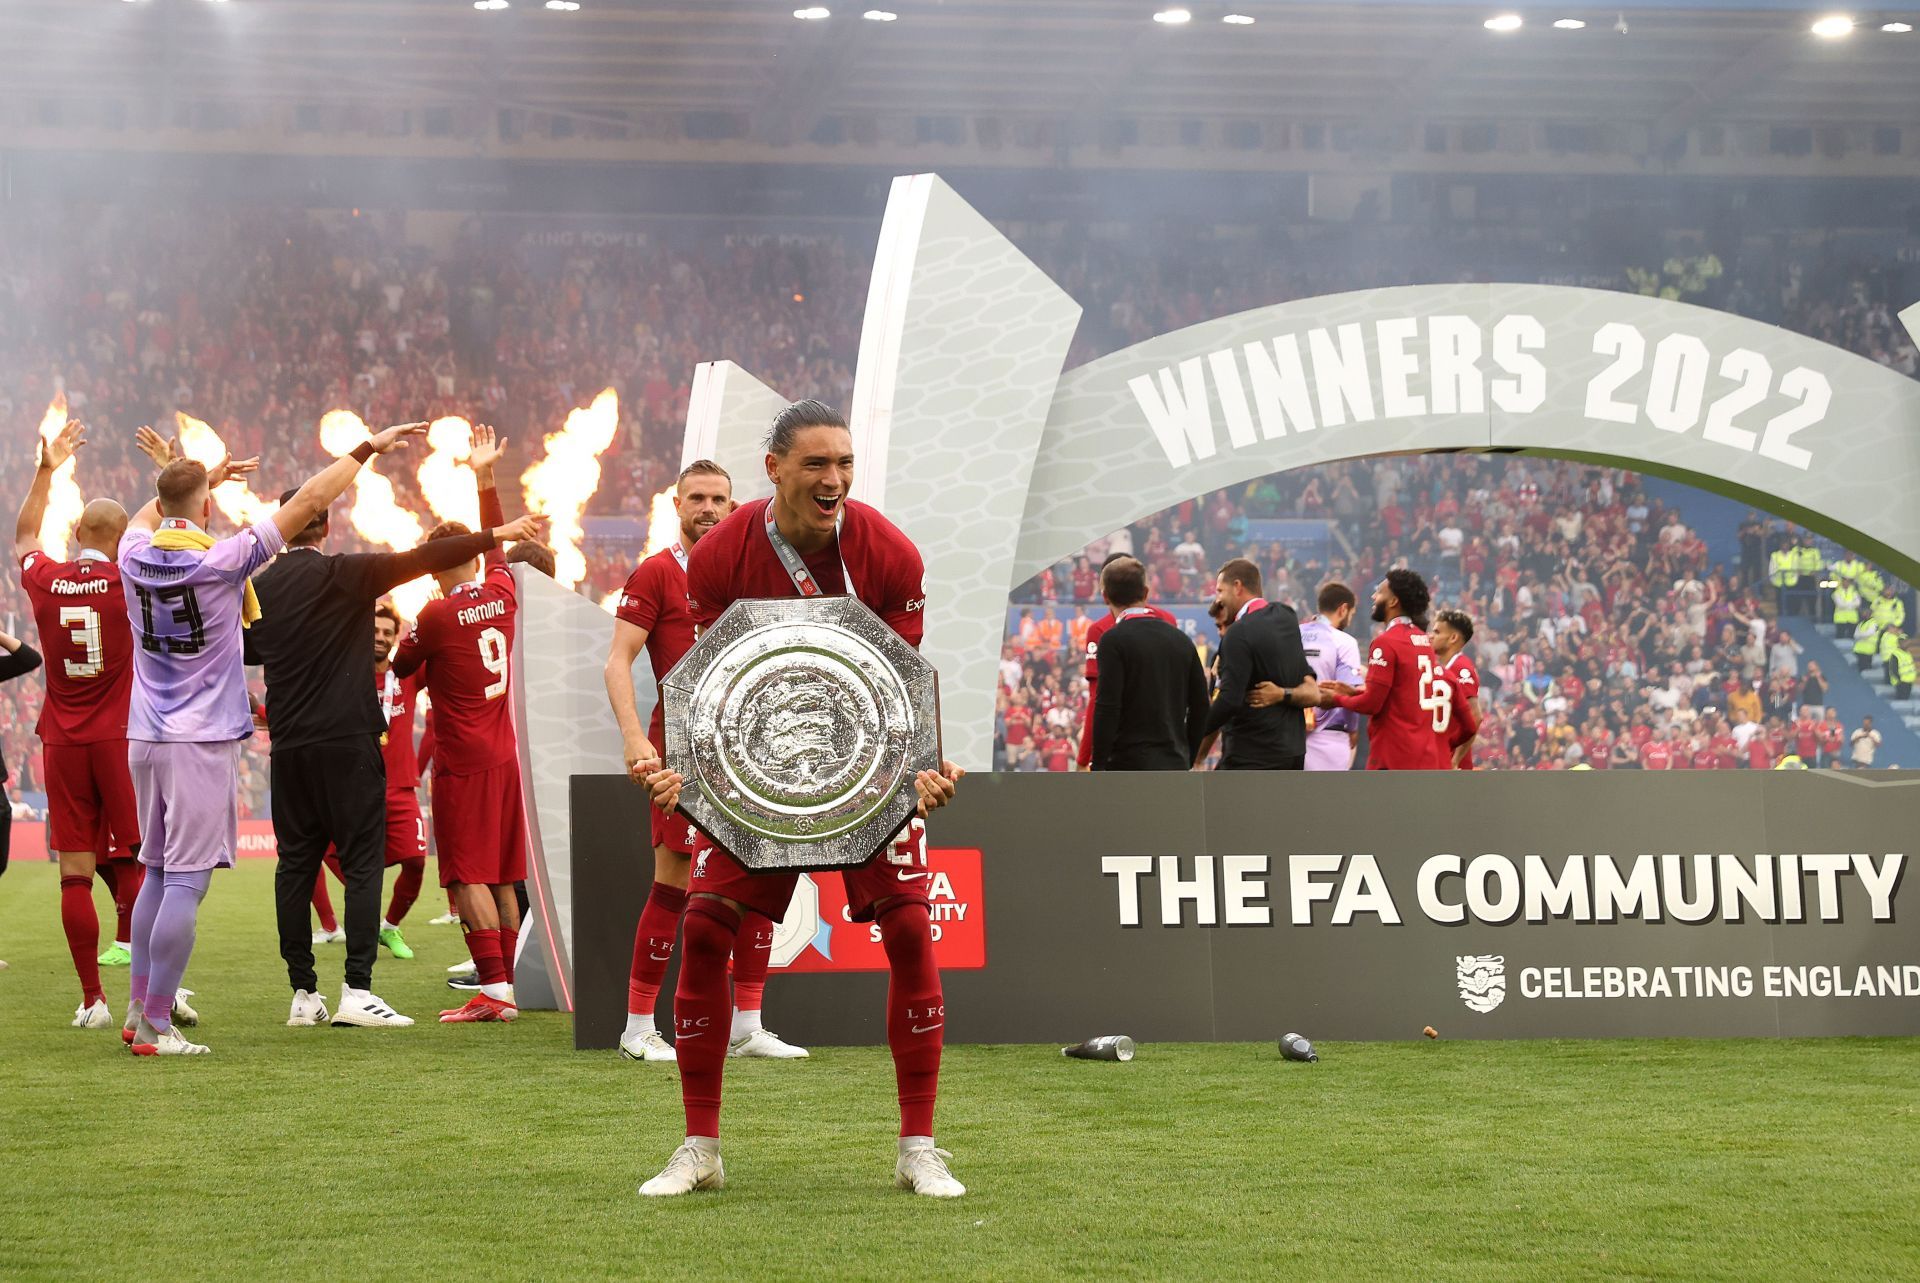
{"left": 1, "top": 204, "right": 1916, "bottom": 798}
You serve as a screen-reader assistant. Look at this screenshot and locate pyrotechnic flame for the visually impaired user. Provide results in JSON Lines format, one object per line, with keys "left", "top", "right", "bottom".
{"left": 640, "top": 486, "right": 679, "bottom": 558}
{"left": 415, "top": 416, "right": 480, "bottom": 532}
{"left": 520, "top": 388, "right": 619, "bottom": 589}
{"left": 319, "top": 410, "right": 433, "bottom": 620}
{"left": 599, "top": 588, "right": 624, "bottom": 615}
{"left": 35, "top": 394, "right": 83, "bottom": 559}
{"left": 174, "top": 412, "right": 278, "bottom": 527}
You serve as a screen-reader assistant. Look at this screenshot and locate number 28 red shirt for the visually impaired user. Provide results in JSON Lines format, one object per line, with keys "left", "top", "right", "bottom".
{"left": 1335, "top": 617, "right": 1443, "bottom": 771}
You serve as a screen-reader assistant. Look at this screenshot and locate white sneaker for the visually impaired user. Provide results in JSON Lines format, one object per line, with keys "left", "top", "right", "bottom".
{"left": 331, "top": 990, "right": 415, "bottom": 1028}
{"left": 894, "top": 1143, "right": 965, "bottom": 1198}
{"left": 171, "top": 989, "right": 199, "bottom": 1026}
{"left": 72, "top": 999, "right": 112, "bottom": 1029}
{"left": 639, "top": 1140, "right": 724, "bottom": 1197}
{"left": 729, "top": 1028, "right": 810, "bottom": 1059}
{"left": 428, "top": 911, "right": 460, "bottom": 926}
{"left": 447, "top": 958, "right": 475, "bottom": 973}
{"left": 312, "top": 928, "right": 346, "bottom": 945}
{"left": 287, "top": 990, "right": 330, "bottom": 1027}
{"left": 619, "top": 1029, "right": 677, "bottom": 1062}
{"left": 132, "top": 1026, "right": 211, "bottom": 1056}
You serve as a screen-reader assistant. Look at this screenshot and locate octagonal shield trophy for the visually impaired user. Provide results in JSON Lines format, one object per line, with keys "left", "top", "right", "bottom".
{"left": 660, "top": 596, "right": 941, "bottom": 873}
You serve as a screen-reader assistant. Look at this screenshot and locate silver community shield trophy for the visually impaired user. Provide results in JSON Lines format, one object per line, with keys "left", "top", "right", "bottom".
{"left": 661, "top": 596, "right": 941, "bottom": 873}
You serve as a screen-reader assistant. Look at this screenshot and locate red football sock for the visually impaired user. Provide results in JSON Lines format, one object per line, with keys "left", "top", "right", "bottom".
{"left": 386, "top": 858, "right": 424, "bottom": 925}
{"left": 500, "top": 925, "right": 519, "bottom": 985}
{"left": 323, "top": 853, "right": 344, "bottom": 884}
{"left": 59, "top": 875, "right": 105, "bottom": 1005}
{"left": 730, "top": 911, "right": 774, "bottom": 1014}
{"left": 674, "top": 899, "right": 740, "bottom": 1138}
{"left": 111, "top": 861, "right": 144, "bottom": 942}
{"left": 628, "top": 881, "right": 689, "bottom": 1017}
{"left": 879, "top": 900, "right": 944, "bottom": 1138}
{"left": 97, "top": 860, "right": 120, "bottom": 928}
{"left": 467, "top": 927, "right": 507, "bottom": 987}
{"left": 311, "top": 869, "right": 338, "bottom": 934}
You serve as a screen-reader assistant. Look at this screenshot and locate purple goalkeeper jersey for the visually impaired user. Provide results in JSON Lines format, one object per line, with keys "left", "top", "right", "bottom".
{"left": 1300, "top": 616, "right": 1364, "bottom": 736}
{"left": 120, "top": 516, "right": 285, "bottom": 743}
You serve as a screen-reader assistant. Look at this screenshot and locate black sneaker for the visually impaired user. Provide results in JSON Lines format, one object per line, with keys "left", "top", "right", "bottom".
{"left": 445, "top": 973, "right": 482, "bottom": 991}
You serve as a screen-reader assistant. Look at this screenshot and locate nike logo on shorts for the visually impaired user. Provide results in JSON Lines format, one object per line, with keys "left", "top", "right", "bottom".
{"left": 911, "top": 1023, "right": 943, "bottom": 1034}
{"left": 897, "top": 870, "right": 930, "bottom": 881}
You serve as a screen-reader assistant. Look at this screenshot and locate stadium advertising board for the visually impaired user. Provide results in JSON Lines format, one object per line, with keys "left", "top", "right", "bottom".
{"left": 571, "top": 771, "right": 1919, "bottom": 1047}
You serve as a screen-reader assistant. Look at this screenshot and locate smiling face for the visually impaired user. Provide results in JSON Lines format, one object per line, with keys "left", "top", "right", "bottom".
{"left": 767, "top": 424, "right": 854, "bottom": 544}
{"left": 675, "top": 470, "right": 733, "bottom": 546}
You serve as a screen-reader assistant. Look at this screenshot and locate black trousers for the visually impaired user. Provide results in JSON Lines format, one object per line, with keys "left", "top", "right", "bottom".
{"left": 1219, "top": 753, "right": 1306, "bottom": 771}
{"left": 271, "top": 736, "right": 387, "bottom": 993}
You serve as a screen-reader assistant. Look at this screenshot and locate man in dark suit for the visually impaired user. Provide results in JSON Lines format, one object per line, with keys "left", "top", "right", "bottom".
{"left": 1197, "top": 558, "right": 1318, "bottom": 770}
{"left": 1089, "top": 559, "right": 1209, "bottom": 771}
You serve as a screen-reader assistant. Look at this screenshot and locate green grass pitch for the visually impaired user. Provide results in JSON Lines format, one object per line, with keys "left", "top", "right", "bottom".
{"left": 2, "top": 860, "right": 1916, "bottom": 1282}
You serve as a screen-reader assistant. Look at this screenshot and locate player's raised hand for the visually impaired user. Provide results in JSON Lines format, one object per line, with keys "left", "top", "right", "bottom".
{"left": 132, "top": 424, "right": 175, "bottom": 469}
{"left": 367, "top": 421, "right": 430, "bottom": 454}
{"left": 644, "top": 767, "right": 684, "bottom": 814}
{"left": 493, "top": 513, "right": 548, "bottom": 544}
{"left": 466, "top": 423, "right": 506, "bottom": 472}
{"left": 210, "top": 454, "right": 261, "bottom": 487}
{"left": 40, "top": 419, "right": 87, "bottom": 471}
{"left": 624, "top": 734, "right": 663, "bottom": 784}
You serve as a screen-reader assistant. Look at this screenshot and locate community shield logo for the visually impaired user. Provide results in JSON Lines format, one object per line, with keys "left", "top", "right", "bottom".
{"left": 1457, "top": 954, "right": 1506, "bottom": 1013}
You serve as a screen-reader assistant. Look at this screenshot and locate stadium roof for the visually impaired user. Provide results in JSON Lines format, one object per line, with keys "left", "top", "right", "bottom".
{"left": 5, "top": 1, "right": 1918, "bottom": 148}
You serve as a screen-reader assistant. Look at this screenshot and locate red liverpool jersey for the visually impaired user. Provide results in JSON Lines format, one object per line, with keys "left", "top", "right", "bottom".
{"left": 1076, "top": 604, "right": 1177, "bottom": 768}
{"left": 1440, "top": 651, "right": 1482, "bottom": 769}
{"left": 616, "top": 542, "right": 697, "bottom": 745}
{"left": 685, "top": 498, "right": 925, "bottom": 646}
{"left": 1337, "top": 617, "right": 1443, "bottom": 771}
{"left": 392, "top": 563, "right": 518, "bottom": 776}
{"left": 20, "top": 550, "right": 133, "bottom": 745}
{"left": 379, "top": 667, "right": 423, "bottom": 791}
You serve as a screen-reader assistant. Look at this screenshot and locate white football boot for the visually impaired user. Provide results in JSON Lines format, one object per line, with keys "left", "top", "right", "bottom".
{"left": 894, "top": 1141, "right": 966, "bottom": 1198}
{"left": 728, "top": 1028, "right": 810, "bottom": 1059}
{"left": 72, "top": 999, "right": 113, "bottom": 1029}
{"left": 312, "top": 927, "right": 346, "bottom": 945}
{"left": 639, "top": 1139, "right": 725, "bottom": 1197}
{"left": 619, "top": 1029, "right": 678, "bottom": 1062}
{"left": 171, "top": 990, "right": 200, "bottom": 1026}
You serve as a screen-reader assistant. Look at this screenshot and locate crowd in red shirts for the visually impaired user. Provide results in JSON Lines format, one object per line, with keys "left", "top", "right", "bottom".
{"left": 2, "top": 203, "right": 1914, "bottom": 792}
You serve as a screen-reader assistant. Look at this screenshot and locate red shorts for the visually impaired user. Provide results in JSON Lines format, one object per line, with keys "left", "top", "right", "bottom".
{"left": 45, "top": 740, "right": 142, "bottom": 855}
{"left": 430, "top": 762, "right": 527, "bottom": 888}
{"left": 386, "top": 790, "right": 427, "bottom": 865}
{"left": 690, "top": 818, "right": 929, "bottom": 923}
{"left": 650, "top": 804, "right": 698, "bottom": 856}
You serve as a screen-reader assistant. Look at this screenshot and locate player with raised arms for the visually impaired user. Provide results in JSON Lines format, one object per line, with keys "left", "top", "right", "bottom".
{"left": 604, "top": 460, "right": 806, "bottom": 1064}
{"left": 14, "top": 419, "right": 153, "bottom": 1029}
{"left": 121, "top": 420, "right": 428, "bottom": 1054}
{"left": 1319, "top": 568, "right": 1446, "bottom": 771}
{"left": 638, "top": 399, "right": 965, "bottom": 1199}
{"left": 391, "top": 426, "right": 549, "bottom": 1024}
